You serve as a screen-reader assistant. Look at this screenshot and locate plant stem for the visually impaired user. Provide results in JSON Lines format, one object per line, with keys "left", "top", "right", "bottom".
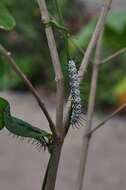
{"left": 78, "top": 0, "right": 112, "bottom": 83}
{"left": 36, "top": 1, "right": 65, "bottom": 190}
{"left": 87, "top": 103, "right": 126, "bottom": 136}
{"left": 37, "top": 0, "right": 64, "bottom": 138}
{"left": 0, "top": 44, "right": 56, "bottom": 136}
{"left": 100, "top": 47, "right": 126, "bottom": 64}
{"left": 76, "top": 29, "right": 103, "bottom": 190}
{"left": 64, "top": 0, "right": 112, "bottom": 135}
{"left": 42, "top": 143, "right": 63, "bottom": 190}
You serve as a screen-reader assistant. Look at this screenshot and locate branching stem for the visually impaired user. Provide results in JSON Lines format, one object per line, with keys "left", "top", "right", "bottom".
{"left": 36, "top": 1, "right": 65, "bottom": 190}
{"left": 100, "top": 47, "right": 126, "bottom": 64}
{"left": 64, "top": 0, "right": 112, "bottom": 135}
{"left": 0, "top": 44, "right": 56, "bottom": 137}
{"left": 76, "top": 29, "right": 103, "bottom": 190}
{"left": 87, "top": 103, "right": 126, "bottom": 136}
{"left": 37, "top": 0, "right": 64, "bottom": 138}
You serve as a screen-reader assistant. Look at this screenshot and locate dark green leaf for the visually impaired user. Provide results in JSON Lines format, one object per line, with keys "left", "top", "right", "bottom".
{"left": 0, "top": 2, "right": 16, "bottom": 30}
{"left": 0, "top": 97, "right": 8, "bottom": 130}
{"left": 0, "top": 97, "right": 52, "bottom": 149}
{"left": 70, "top": 18, "right": 97, "bottom": 53}
{"left": 107, "top": 10, "right": 126, "bottom": 33}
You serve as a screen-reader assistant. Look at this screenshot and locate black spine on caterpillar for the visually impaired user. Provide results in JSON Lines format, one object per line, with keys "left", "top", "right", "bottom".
{"left": 68, "top": 60, "right": 82, "bottom": 126}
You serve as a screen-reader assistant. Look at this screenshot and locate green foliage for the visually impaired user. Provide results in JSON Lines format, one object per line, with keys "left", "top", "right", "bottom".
{"left": 0, "top": 1, "right": 16, "bottom": 31}
{"left": 114, "top": 77, "right": 126, "bottom": 95}
{"left": 71, "top": 19, "right": 97, "bottom": 53}
{"left": 72, "top": 10, "right": 126, "bottom": 50}
{"left": 0, "top": 1, "right": 126, "bottom": 108}
{"left": 107, "top": 10, "right": 126, "bottom": 33}
{"left": 0, "top": 0, "right": 78, "bottom": 90}
{"left": 0, "top": 97, "right": 52, "bottom": 149}
{"left": 0, "top": 3, "right": 41, "bottom": 89}
{"left": 0, "top": 97, "right": 8, "bottom": 130}
{"left": 0, "top": 0, "right": 49, "bottom": 89}
{"left": 70, "top": 10, "right": 126, "bottom": 108}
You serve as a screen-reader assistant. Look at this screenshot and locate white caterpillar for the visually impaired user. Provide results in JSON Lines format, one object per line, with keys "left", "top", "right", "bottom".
{"left": 68, "top": 60, "right": 82, "bottom": 125}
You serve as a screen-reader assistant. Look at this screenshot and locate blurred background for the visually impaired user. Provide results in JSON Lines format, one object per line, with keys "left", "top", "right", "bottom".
{"left": 0, "top": 1, "right": 126, "bottom": 190}
{"left": 0, "top": 0, "right": 126, "bottom": 111}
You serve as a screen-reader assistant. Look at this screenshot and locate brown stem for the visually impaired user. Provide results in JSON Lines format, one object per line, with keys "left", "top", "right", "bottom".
{"left": 77, "top": 29, "right": 103, "bottom": 190}
{"left": 87, "top": 103, "right": 126, "bottom": 136}
{"left": 36, "top": 1, "right": 65, "bottom": 190}
{"left": 37, "top": 0, "right": 64, "bottom": 138}
{"left": 100, "top": 47, "right": 126, "bottom": 64}
{"left": 42, "top": 143, "right": 63, "bottom": 190}
{"left": 64, "top": 0, "right": 112, "bottom": 135}
{"left": 78, "top": 0, "right": 112, "bottom": 83}
{"left": 0, "top": 44, "right": 57, "bottom": 136}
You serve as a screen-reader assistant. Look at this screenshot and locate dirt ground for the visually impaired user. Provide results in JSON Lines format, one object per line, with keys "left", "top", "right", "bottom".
{"left": 0, "top": 91, "right": 126, "bottom": 190}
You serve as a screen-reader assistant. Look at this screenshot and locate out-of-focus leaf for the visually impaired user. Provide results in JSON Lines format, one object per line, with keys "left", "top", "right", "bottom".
{"left": 114, "top": 78, "right": 126, "bottom": 95}
{"left": 107, "top": 10, "right": 126, "bottom": 33}
{"left": 71, "top": 19, "right": 96, "bottom": 51}
{"left": 71, "top": 10, "right": 126, "bottom": 52}
{"left": 0, "top": 2, "right": 16, "bottom": 30}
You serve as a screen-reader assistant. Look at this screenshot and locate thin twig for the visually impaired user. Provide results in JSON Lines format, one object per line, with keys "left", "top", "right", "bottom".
{"left": 0, "top": 44, "right": 57, "bottom": 136}
{"left": 87, "top": 103, "right": 126, "bottom": 136}
{"left": 78, "top": 0, "right": 112, "bottom": 83}
{"left": 64, "top": 0, "right": 112, "bottom": 135}
{"left": 37, "top": 0, "right": 64, "bottom": 138}
{"left": 76, "top": 29, "right": 103, "bottom": 190}
{"left": 100, "top": 47, "right": 126, "bottom": 64}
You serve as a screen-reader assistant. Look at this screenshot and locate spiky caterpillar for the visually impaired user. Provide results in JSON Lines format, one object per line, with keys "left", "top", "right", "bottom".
{"left": 68, "top": 60, "right": 82, "bottom": 126}
{"left": 0, "top": 97, "right": 52, "bottom": 150}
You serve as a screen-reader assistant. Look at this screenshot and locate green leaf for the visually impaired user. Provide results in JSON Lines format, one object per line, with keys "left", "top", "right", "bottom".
{"left": 107, "top": 10, "right": 126, "bottom": 33}
{"left": 71, "top": 10, "right": 126, "bottom": 52}
{"left": 0, "top": 97, "right": 52, "bottom": 149}
{"left": 0, "top": 97, "right": 8, "bottom": 130}
{"left": 114, "top": 77, "right": 126, "bottom": 95}
{"left": 70, "top": 19, "right": 97, "bottom": 53}
{"left": 0, "top": 2, "right": 16, "bottom": 31}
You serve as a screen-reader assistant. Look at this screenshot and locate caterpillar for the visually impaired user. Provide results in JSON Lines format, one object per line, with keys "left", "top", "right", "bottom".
{"left": 68, "top": 60, "right": 83, "bottom": 126}
{"left": 0, "top": 97, "right": 53, "bottom": 151}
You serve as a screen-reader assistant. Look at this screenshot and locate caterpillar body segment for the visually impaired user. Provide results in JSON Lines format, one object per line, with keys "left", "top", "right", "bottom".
{"left": 68, "top": 60, "right": 82, "bottom": 126}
